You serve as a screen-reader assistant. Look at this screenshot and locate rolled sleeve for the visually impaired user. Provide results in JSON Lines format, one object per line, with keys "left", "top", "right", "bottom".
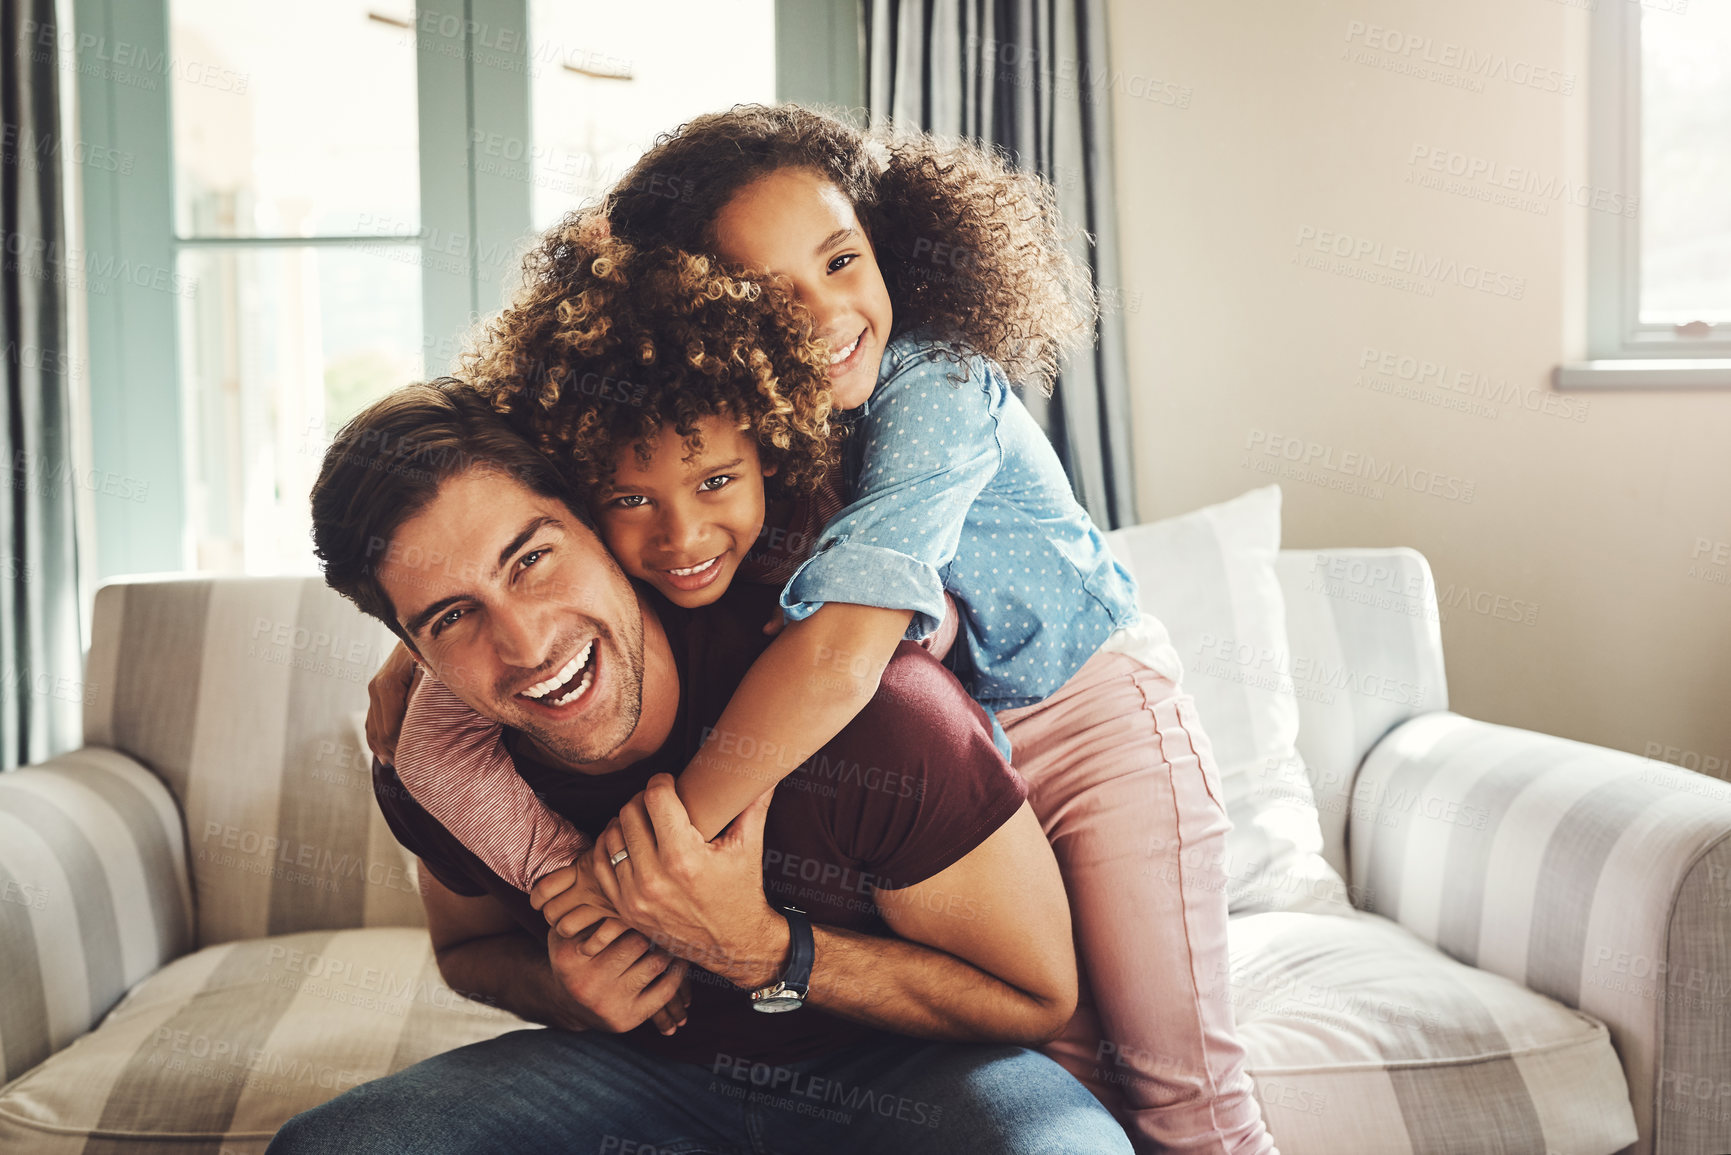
{"left": 782, "top": 537, "right": 950, "bottom": 637}
{"left": 779, "top": 346, "right": 1005, "bottom": 634}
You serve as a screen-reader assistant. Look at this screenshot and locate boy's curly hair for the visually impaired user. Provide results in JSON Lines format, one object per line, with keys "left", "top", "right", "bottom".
{"left": 604, "top": 103, "right": 1097, "bottom": 394}
{"left": 461, "top": 215, "right": 838, "bottom": 494}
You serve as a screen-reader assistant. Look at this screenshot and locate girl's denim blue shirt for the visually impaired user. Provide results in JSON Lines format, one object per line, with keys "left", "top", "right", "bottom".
{"left": 780, "top": 330, "right": 1142, "bottom": 721}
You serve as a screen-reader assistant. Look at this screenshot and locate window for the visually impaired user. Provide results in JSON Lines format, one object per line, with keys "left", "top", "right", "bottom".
{"left": 72, "top": 0, "right": 811, "bottom": 580}
{"left": 1561, "top": 0, "right": 1731, "bottom": 387}
{"left": 1638, "top": 4, "right": 1731, "bottom": 329}
{"left": 524, "top": 0, "right": 774, "bottom": 230}
{"left": 170, "top": 0, "right": 426, "bottom": 572}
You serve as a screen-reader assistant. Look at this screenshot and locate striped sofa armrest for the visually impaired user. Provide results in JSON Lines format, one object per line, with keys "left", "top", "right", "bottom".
{"left": 0, "top": 748, "right": 194, "bottom": 1085}
{"left": 1348, "top": 711, "right": 1731, "bottom": 1155}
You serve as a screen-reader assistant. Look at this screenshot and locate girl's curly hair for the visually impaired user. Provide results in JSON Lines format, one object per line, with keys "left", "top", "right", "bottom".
{"left": 603, "top": 103, "right": 1097, "bottom": 394}
{"left": 460, "top": 214, "right": 838, "bottom": 495}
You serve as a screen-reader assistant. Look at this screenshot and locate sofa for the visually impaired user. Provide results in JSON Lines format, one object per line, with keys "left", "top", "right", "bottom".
{"left": 0, "top": 486, "right": 1724, "bottom": 1153}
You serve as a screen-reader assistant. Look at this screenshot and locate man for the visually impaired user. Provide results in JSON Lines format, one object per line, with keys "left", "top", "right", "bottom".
{"left": 269, "top": 380, "right": 1133, "bottom": 1154}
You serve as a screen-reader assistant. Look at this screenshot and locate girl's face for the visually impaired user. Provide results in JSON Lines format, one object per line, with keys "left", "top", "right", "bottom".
{"left": 711, "top": 167, "right": 894, "bottom": 410}
{"left": 594, "top": 414, "right": 774, "bottom": 608}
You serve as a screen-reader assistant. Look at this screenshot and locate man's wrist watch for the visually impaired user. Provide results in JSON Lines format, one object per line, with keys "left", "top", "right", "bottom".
{"left": 749, "top": 906, "right": 813, "bottom": 1014}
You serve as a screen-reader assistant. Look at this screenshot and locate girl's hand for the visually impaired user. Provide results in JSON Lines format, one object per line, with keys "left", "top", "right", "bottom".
{"left": 365, "top": 641, "right": 422, "bottom": 764}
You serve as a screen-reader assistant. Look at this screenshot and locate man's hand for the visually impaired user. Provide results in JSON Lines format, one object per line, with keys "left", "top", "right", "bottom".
{"left": 365, "top": 640, "right": 421, "bottom": 764}
{"left": 529, "top": 853, "right": 690, "bottom": 1033}
{"left": 546, "top": 924, "right": 691, "bottom": 1035}
{"left": 420, "top": 858, "right": 688, "bottom": 1037}
{"left": 593, "top": 774, "right": 787, "bottom": 989}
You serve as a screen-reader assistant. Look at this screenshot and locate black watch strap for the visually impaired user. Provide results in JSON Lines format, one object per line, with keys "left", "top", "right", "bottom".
{"left": 779, "top": 905, "right": 814, "bottom": 996}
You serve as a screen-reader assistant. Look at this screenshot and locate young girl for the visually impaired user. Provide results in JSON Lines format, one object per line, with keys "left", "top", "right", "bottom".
{"left": 376, "top": 105, "right": 1278, "bottom": 1155}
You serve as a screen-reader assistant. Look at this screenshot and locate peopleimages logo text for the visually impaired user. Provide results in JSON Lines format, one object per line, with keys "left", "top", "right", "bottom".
{"left": 1294, "top": 227, "right": 1525, "bottom": 300}
{"left": 1244, "top": 429, "right": 1476, "bottom": 505}
{"left": 1343, "top": 21, "right": 1575, "bottom": 95}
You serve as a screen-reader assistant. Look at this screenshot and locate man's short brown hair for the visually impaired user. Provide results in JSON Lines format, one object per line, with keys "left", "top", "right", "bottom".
{"left": 309, "top": 378, "right": 583, "bottom": 642}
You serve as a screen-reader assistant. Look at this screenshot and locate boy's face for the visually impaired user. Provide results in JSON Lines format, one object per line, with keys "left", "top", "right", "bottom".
{"left": 594, "top": 413, "right": 773, "bottom": 609}
{"left": 711, "top": 166, "right": 893, "bottom": 411}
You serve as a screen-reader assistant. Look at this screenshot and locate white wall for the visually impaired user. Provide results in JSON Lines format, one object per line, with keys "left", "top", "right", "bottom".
{"left": 1107, "top": 0, "right": 1731, "bottom": 772}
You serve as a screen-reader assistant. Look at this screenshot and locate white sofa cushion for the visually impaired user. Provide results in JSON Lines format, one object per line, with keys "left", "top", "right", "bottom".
{"left": 1226, "top": 910, "right": 1638, "bottom": 1155}
{"left": 1107, "top": 486, "right": 1350, "bottom": 915}
{"left": 0, "top": 928, "right": 531, "bottom": 1153}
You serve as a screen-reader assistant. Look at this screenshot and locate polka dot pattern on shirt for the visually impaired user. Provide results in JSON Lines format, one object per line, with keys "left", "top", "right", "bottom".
{"left": 781, "top": 331, "right": 1141, "bottom": 713}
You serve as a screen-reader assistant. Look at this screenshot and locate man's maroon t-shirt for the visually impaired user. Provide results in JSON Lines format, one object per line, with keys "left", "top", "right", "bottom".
{"left": 373, "top": 582, "right": 1027, "bottom": 1067}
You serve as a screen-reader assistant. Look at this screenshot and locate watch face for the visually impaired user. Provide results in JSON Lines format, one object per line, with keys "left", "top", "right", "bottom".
{"left": 753, "top": 994, "right": 805, "bottom": 1013}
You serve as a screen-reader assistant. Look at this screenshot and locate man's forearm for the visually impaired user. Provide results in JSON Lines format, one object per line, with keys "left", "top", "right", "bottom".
{"left": 701, "top": 921, "right": 1069, "bottom": 1045}
{"left": 434, "top": 931, "right": 590, "bottom": 1031}
{"left": 804, "top": 925, "right": 1070, "bottom": 1044}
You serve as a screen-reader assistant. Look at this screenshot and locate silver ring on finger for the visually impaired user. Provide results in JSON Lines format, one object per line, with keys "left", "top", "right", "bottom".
{"left": 609, "top": 847, "right": 630, "bottom": 867}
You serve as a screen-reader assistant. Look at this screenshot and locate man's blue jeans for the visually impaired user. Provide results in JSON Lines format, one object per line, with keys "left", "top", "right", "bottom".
{"left": 267, "top": 1028, "right": 1133, "bottom": 1154}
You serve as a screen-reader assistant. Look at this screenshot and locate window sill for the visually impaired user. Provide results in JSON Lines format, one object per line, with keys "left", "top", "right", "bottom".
{"left": 1554, "top": 359, "right": 1731, "bottom": 390}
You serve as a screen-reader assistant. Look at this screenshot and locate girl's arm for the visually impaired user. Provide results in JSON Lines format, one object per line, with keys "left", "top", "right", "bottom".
{"left": 674, "top": 602, "right": 913, "bottom": 841}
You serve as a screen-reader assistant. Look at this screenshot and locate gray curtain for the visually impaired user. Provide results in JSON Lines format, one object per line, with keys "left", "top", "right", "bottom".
{"left": 862, "top": 0, "right": 1139, "bottom": 528}
{"left": 2, "top": 0, "right": 84, "bottom": 769}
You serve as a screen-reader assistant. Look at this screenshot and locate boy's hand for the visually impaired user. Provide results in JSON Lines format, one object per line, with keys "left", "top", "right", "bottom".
{"left": 538, "top": 857, "right": 690, "bottom": 1036}
{"left": 531, "top": 852, "right": 618, "bottom": 936}
{"left": 649, "top": 971, "right": 692, "bottom": 1036}
{"left": 365, "top": 640, "right": 421, "bottom": 764}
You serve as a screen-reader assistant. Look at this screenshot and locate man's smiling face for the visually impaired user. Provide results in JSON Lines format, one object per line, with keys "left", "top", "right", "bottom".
{"left": 377, "top": 465, "right": 648, "bottom": 770}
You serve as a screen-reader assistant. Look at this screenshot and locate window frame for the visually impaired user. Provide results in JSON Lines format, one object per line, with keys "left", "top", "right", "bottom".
{"left": 1559, "top": 0, "right": 1731, "bottom": 388}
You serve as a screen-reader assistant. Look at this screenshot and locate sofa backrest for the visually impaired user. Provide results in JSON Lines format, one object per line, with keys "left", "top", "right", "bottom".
{"left": 83, "top": 576, "right": 427, "bottom": 948}
{"left": 79, "top": 555, "right": 1445, "bottom": 944}
{"left": 1275, "top": 548, "right": 1449, "bottom": 880}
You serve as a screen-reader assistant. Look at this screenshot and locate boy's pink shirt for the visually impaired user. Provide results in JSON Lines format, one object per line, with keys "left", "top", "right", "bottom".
{"left": 394, "top": 674, "right": 592, "bottom": 894}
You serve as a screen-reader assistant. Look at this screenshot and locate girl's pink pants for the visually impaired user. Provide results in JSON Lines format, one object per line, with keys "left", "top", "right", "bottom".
{"left": 997, "top": 649, "right": 1278, "bottom": 1155}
